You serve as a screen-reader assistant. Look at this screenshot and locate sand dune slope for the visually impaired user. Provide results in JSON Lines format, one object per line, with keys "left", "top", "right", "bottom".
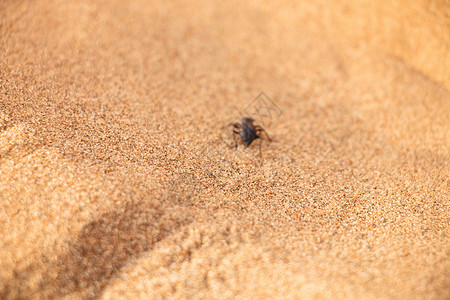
{"left": 1, "top": 0, "right": 449, "bottom": 299}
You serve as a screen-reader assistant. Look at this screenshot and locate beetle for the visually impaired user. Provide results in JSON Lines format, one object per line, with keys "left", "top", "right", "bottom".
{"left": 227, "top": 117, "right": 271, "bottom": 154}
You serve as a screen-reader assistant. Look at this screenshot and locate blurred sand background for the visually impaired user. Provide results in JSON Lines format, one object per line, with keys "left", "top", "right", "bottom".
{"left": 1, "top": 0, "right": 449, "bottom": 299}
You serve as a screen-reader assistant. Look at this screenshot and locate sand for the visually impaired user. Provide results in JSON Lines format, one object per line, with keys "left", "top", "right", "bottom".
{"left": 1, "top": 0, "right": 449, "bottom": 299}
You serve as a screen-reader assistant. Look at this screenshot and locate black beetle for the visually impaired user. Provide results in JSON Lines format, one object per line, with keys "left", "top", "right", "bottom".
{"left": 228, "top": 117, "right": 271, "bottom": 154}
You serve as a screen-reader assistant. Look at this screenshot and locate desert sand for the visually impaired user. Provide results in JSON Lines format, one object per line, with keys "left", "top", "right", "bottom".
{"left": 1, "top": 0, "right": 449, "bottom": 299}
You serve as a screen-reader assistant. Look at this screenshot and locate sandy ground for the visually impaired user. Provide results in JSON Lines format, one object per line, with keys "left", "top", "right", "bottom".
{"left": 1, "top": 0, "right": 449, "bottom": 299}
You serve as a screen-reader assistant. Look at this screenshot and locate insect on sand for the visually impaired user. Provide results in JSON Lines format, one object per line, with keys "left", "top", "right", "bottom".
{"left": 225, "top": 117, "right": 272, "bottom": 154}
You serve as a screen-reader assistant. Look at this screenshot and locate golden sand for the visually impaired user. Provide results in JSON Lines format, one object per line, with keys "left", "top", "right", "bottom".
{"left": 1, "top": 0, "right": 449, "bottom": 298}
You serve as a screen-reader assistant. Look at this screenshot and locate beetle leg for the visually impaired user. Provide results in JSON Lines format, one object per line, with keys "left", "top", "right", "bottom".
{"left": 232, "top": 130, "right": 240, "bottom": 149}
{"left": 224, "top": 130, "right": 240, "bottom": 149}
{"left": 259, "top": 138, "right": 263, "bottom": 155}
{"left": 221, "top": 122, "right": 241, "bottom": 130}
{"left": 255, "top": 127, "right": 272, "bottom": 142}
{"left": 225, "top": 122, "right": 240, "bottom": 129}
